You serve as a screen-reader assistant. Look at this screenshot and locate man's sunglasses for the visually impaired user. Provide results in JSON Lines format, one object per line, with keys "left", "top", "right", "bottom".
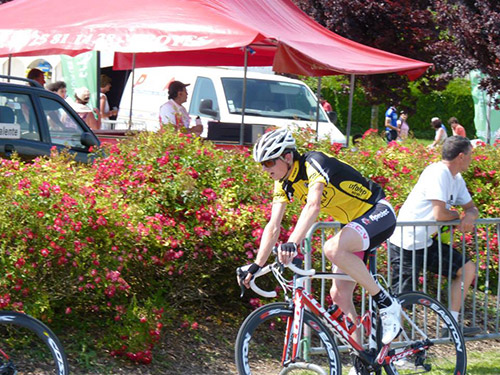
{"left": 260, "top": 156, "right": 285, "bottom": 168}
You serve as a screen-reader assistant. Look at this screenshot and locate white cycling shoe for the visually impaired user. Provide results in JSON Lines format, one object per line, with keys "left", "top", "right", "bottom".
{"left": 380, "top": 300, "right": 402, "bottom": 344}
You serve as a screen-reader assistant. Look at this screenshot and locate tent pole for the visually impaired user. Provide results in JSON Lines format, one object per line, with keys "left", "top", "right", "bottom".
{"left": 239, "top": 47, "right": 249, "bottom": 145}
{"left": 96, "top": 51, "right": 101, "bottom": 117}
{"left": 345, "top": 74, "right": 355, "bottom": 147}
{"left": 315, "top": 76, "right": 322, "bottom": 142}
{"left": 7, "top": 54, "right": 12, "bottom": 81}
{"left": 128, "top": 53, "right": 136, "bottom": 130}
{"left": 486, "top": 97, "right": 492, "bottom": 144}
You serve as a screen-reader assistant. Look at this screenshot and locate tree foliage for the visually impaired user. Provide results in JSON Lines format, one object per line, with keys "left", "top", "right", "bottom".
{"left": 294, "top": 0, "right": 500, "bottom": 106}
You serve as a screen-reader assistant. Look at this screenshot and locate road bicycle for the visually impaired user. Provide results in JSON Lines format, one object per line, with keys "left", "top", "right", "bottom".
{"left": 235, "top": 249, "right": 466, "bottom": 374}
{"left": 0, "top": 311, "right": 69, "bottom": 375}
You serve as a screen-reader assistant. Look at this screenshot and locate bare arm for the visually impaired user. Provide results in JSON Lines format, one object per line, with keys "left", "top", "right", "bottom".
{"left": 428, "top": 128, "right": 444, "bottom": 148}
{"left": 431, "top": 199, "right": 478, "bottom": 232}
{"left": 385, "top": 117, "right": 398, "bottom": 131}
{"left": 100, "top": 96, "right": 117, "bottom": 119}
{"left": 242, "top": 201, "right": 287, "bottom": 288}
{"left": 458, "top": 200, "right": 479, "bottom": 232}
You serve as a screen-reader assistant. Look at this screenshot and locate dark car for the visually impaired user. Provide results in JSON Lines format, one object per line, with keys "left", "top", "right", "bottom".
{"left": 0, "top": 75, "right": 100, "bottom": 163}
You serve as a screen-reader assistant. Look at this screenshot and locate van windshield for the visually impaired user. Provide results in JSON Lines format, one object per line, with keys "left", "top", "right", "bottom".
{"left": 221, "top": 78, "right": 328, "bottom": 122}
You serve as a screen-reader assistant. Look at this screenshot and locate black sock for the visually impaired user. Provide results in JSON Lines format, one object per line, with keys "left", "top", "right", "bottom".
{"left": 373, "top": 290, "right": 393, "bottom": 309}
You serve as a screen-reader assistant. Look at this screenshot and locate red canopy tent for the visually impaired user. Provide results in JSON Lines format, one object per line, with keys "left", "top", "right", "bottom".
{"left": 0, "top": 0, "right": 431, "bottom": 78}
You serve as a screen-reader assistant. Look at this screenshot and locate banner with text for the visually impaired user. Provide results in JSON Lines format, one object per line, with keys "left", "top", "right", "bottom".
{"left": 470, "top": 70, "right": 500, "bottom": 143}
{"left": 60, "top": 51, "right": 98, "bottom": 112}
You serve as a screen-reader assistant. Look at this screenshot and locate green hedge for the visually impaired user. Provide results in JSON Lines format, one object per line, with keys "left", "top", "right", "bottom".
{"left": 306, "top": 77, "right": 475, "bottom": 139}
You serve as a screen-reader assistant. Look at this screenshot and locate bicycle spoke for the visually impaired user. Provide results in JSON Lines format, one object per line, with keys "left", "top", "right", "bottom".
{"left": 236, "top": 302, "right": 340, "bottom": 375}
{"left": 384, "top": 292, "right": 466, "bottom": 375}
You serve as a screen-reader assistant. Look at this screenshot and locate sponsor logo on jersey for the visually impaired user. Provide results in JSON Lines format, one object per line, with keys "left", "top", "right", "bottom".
{"left": 340, "top": 181, "right": 372, "bottom": 199}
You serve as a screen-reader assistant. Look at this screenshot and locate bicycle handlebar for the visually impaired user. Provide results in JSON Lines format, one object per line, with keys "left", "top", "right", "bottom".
{"left": 238, "top": 261, "right": 316, "bottom": 298}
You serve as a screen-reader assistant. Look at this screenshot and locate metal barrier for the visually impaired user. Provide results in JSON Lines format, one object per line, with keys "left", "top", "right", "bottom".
{"left": 303, "top": 218, "right": 500, "bottom": 348}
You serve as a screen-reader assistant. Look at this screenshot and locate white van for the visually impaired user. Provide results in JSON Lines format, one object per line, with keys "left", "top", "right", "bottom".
{"left": 116, "top": 67, "right": 345, "bottom": 144}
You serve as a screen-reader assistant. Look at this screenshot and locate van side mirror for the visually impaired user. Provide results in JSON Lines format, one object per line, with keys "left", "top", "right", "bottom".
{"left": 199, "top": 99, "right": 219, "bottom": 118}
{"left": 327, "top": 111, "right": 337, "bottom": 124}
{"left": 81, "top": 132, "right": 99, "bottom": 148}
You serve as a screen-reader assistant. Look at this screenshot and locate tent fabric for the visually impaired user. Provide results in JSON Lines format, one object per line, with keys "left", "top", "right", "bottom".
{"left": 0, "top": 0, "right": 431, "bottom": 78}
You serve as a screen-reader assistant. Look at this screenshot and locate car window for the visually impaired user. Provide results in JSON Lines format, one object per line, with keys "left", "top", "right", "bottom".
{"left": 0, "top": 92, "right": 41, "bottom": 141}
{"left": 221, "top": 78, "right": 328, "bottom": 122}
{"left": 189, "top": 77, "right": 219, "bottom": 117}
{"left": 40, "top": 97, "right": 86, "bottom": 149}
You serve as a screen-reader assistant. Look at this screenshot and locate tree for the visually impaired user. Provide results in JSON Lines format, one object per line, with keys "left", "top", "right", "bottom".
{"left": 293, "top": 0, "right": 499, "bottom": 106}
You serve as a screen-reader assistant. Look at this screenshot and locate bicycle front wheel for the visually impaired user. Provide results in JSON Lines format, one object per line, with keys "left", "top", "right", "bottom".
{"left": 383, "top": 292, "right": 466, "bottom": 375}
{"left": 235, "top": 302, "right": 341, "bottom": 375}
{"left": 0, "top": 311, "right": 69, "bottom": 375}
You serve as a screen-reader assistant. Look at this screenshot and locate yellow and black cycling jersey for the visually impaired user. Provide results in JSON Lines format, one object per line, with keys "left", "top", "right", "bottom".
{"left": 273, "top": 151, "right": 386, "bottom": 224}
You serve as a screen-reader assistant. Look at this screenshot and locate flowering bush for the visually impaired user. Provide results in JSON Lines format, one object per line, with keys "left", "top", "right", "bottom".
{"left": 0, "top": 128, "right": 277, "bottom": 361}
{"left": 0, "top": 126, "right": 498, "bottom": 364}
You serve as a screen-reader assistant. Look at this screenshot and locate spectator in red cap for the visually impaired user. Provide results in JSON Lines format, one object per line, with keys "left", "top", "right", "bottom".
{"left": 159, "top": 80, "right": 202, "bottom": 136}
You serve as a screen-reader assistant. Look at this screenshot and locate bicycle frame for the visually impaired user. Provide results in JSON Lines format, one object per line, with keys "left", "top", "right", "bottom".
{"left": 284, "top": 272, "right": 379, "bottom": 367}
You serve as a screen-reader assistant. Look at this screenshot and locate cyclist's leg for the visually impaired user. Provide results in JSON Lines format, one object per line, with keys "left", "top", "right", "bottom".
{"left": 324, "top": 225, "right": 402, "bottom": 345}
{"left": 324, "top": 227, "right": 380, "bottom": 296}
{"left": 330, "top": 277, "right": 359, "bottom": 342}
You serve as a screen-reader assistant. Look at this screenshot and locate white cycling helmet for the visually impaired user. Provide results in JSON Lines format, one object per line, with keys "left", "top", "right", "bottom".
{"left": 253, "top": 128, "right": 296, "bottom": 162}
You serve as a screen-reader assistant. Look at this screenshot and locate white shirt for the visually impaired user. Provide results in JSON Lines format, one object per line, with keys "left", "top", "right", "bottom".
{"left": 159, "top": 99, "right": 190, "bottom": 129}
{"left": 389, "top": 162, "right": 472, "bottom": 250}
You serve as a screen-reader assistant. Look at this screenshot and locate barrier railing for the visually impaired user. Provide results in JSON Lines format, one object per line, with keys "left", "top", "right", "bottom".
{"left": 303, "top": 218, "right": 500, "bottom": 350}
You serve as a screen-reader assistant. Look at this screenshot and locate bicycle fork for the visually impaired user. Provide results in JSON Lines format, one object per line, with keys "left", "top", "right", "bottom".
{"left": 282, "top": 287, "right": 306, "bottom": 366}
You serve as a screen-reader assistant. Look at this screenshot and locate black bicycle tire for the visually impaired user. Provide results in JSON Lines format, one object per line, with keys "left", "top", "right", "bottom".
{"left": 0, "top": 311, "right": 69, "bottom": 375}
{"left": 383, "top": 292, "right": 467, "bottom": 375}
{"left": 235, "top": 302, "right": 341, "bottom": 375}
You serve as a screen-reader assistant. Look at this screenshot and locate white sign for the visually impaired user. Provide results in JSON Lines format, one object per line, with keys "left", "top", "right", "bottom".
{"left": 0, "top": 123, "right": 20, "bottom": 139}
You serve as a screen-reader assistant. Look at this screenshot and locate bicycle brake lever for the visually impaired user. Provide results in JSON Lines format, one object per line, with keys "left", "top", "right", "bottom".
{"left": 237, "top": 267, "right": 247, "bottom": 298}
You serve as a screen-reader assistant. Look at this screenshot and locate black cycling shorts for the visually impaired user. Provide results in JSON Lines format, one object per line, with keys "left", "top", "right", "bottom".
{"left": 344, "top": 199, "right": 397, "bottom": 252}
{"left": 389, "top": 239, "right": 472, "bottom": 294}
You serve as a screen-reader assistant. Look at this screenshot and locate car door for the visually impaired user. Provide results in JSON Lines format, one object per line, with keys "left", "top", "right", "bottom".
{"left": 0, "top": 88, "right": 99, "bottom": 163}
{"left": 38, "top": 94, "right": 99, "bottom": 163}
{"left": 0, "top": 90, "right": 49, "bottom": 161}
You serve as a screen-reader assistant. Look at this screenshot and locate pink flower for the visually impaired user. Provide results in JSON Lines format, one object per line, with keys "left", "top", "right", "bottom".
{"left": 202, "top": 188, "right": 217, "bottom": 201}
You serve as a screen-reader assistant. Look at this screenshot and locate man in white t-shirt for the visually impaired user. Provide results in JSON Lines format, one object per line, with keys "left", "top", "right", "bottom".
{"left": 389, "top": 136, "right": 479, "bottom": 335}
{"left": 159, "top": 81, "right": 202, "bottom": 136}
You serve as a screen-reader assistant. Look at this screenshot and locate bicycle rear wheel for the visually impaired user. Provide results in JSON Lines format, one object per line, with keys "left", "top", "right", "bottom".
{"left": 0, "top": 311, "right": 69, "bottom": 375}
{"left": 235, "top": 302, "right": 341, "bottom": 375}
{"left": 383, "top": 292, "right": 466, "bottom": 375}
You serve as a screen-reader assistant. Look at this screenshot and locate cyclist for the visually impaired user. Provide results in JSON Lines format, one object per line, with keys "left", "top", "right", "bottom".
{"left": 239, "top": 128, "right": 402, "bottom": 349}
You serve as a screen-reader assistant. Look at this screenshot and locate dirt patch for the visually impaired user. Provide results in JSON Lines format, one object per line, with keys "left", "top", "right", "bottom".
{"left": 65, "top": 313, "right": 500, "bottom": 375}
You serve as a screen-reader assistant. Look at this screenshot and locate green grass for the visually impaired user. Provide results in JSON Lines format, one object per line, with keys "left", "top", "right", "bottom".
{"left": 467, "top": 349, "right": 500, "bottom": 374}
